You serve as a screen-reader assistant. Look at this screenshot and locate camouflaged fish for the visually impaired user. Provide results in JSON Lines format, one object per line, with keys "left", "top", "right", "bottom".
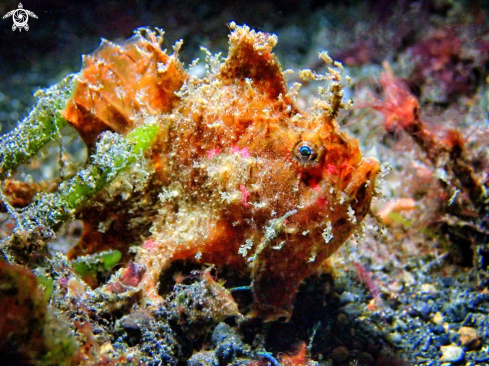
{"left": 63, "top": 23, "right": 380, "bottom": 320}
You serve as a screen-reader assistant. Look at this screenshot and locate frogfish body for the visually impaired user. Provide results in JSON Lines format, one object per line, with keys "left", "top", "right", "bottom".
{"left": 63, "top": 23, "right": 380, "bottom": 320}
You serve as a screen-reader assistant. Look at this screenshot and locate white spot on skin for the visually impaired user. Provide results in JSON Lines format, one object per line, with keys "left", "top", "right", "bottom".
{"left": 309, "top": 251, "right": 317, "bottom": 262}
{"left": 322, "top": 221, "right": 333, "bottom": 244}
{"left": 157, "top": 62, "right": 169, "bottom": 73}
{"left": 239, "top": 238, "right": 254, "bottom": 257}
{"left": 264, "top": 209, "right": 297, "bottom": 242}
{"left": 272, "top": 240, "right": 286, "bottom": 250}
{"left": 347, "top": 206, "right": 357, "bottom": 224}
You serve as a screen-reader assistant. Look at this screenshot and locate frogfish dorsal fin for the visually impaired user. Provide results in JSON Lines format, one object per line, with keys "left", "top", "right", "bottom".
{"left": 63, "top": 29, "right": 187, "bottom": 147}
{"left": 219, "top": 23, "right": 287, "bottom": 100}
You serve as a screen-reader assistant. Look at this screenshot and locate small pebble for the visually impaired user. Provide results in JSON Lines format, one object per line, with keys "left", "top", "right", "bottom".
{"left": 458, "top": 326, "right": 481, "bottom": 350}
{"left": 429, "top": 324, "right": 445, "bottom": 335}
{"left": 415, "top": 301, "right": 432, "bottom": 319}
{"left": 394, "top": 318, "right": 408, "bottom": 331}
{"left": 443, "top": 300, "right": 468, "bottom": 322}
{"left": 473, "top": 352, "right": 489, "bottom": 362}
{"left": 390, "top": 281, "right": 404, "bottom": 293}
{"left": 440, "top": 277, "right": 454, "bottom": 287}
{"left": 419, "top": 336, "right": 432, "bottom": 352}
{"left": 440, "top": 345, "right": 464, "bottom": 363}
{"left": 100, "top": 342, "right": 114, "bottom": 355}
{"left": 387, "top": 332, "right": 402, "bottom": 344}
{"left": 337, "top": 312, "right": 349, "bottom": 326}
{"left": 403, "top": 271, "right": 416, "bottom": 286}
{"left": 339, "top": 291, "right": 359, "bottom": 304}
{"left": 432, "top": 312, "right": 444, "bottom": 325}
{"left": 420, "top": 283, "right": 438, "bottom": 296}
{"left": 434, "top": 334, "right": 450, "bottom": 347}
{"left": 332, "top": 346, "right": 349, "bottom": 362}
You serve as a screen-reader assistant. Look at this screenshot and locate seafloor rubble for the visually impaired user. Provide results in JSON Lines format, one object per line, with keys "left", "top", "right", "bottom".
{"left": 0, "top": 1, "right": 489, "bottom": 366}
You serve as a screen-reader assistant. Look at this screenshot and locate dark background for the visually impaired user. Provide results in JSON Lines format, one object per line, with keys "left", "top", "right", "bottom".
{"left": 0, "top": 0, "right": 332, "bottom": 131}
{"left": 0, "top": 0, "right": 349, "bottom": 79}
{"left": 0, "top": 0, "right": 487, "bottom": 131}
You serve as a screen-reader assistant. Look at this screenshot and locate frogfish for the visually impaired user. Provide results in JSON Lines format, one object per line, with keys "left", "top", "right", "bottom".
{"left": 62, "top": 23, "right": 380, "bottom": 320}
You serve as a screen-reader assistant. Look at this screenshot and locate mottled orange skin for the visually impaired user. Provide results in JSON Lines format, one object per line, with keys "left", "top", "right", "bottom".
{"left": 64, "top": 30, "right": 187, "bottom": 147}
{"left": 63, "top": 25, "right": 379, "bottom": 320}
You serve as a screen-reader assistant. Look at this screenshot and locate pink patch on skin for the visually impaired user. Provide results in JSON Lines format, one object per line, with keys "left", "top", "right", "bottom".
{"left": 107, "top": 282, "right": 125, "bottom": 294}
{"left": 239, "top": 147, "right": 250, "bottom": 158}
{"left": 142, "top": 239, "right": 157, "bottom": 251}
{"left": 326, "top": 164, "right": 338, "bottom": 175}
{"left": 231, "top": 146, "right": 250, "bottom": 158}
{"left": 207, "top": 148, "right": 221, "bottom": 159}
{"left": 57, "top": 277, "right": 70, "bottom": 287}
{"left": 120, "top": 262, "right": 146, "bottom": 287}
{"left": 240, "top": 184, "right": 250, "bottom": 207}
{"left": 316, "top": 197, "right": 328, "bottom": 208}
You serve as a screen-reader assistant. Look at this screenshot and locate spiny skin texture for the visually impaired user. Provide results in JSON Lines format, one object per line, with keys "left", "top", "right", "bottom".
{"left": 64, "top": 30, "right": 187, "bottom": 148}
{"left": 63, "top": 24, "right": 380, "bottom": 320}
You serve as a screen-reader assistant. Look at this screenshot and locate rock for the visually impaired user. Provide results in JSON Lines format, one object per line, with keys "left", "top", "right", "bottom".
{"left": 332, "top": 346, "right": 349, "bottom": 362}
{"left": 473, "top": 352, "right": 489, "bottom": 362}
{"left": 432, "top": 312, "right": 444, "bottom": 325}
{"left": 415, "top": 301, "right": 432, "bottom": 320}
{"left": 386, "top": 332, "right": 403, "bottom": 344}
{"left": 440, "top": 277, "right": 454, "bottom": 287}
{"left": 167, "top": 276, "right": 242, "bottom": 336}
{"left": 443, "top": 300, "right": 467, "bottom": 322}
{"left": 117, "top": 310, "right": 153, "bottom": 346}
{"left": 339, "top": 291, "right": 359, "bottom": 304}
{"left": 389, "top": 281, "right": 404, "bottom": 293}
{"left": 420, "top": 283, "right": 438, "bottom": 296}
{"left": 350, "top": 350, "right": 375, "bottom": 366}
{"left": 458, "top": 326, "right": 481, "bottom": 350}
{"left": 429, "top": 324, "right": 445, "bottom": 335}
{"left": 434, "top": 334, "right": 450, "bottom": 347}
{"left": 402, "top": 271, "right": 417, "bottom": 286}
{"left": 393, "top": 318, "right": 408, "bottom": 331}
{"left": 440, "top": 345, "right": 464, "bottom": 363}
{"left": 188, "top": 350, "right": 218, "bottom": 366}
{"left": 212, "top": 323, "right": 247, "bottom": 366}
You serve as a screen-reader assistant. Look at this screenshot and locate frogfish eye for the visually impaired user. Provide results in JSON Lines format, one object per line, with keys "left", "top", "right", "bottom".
{"left": 293, "top": 141, "right": 319, "bottom": 164}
